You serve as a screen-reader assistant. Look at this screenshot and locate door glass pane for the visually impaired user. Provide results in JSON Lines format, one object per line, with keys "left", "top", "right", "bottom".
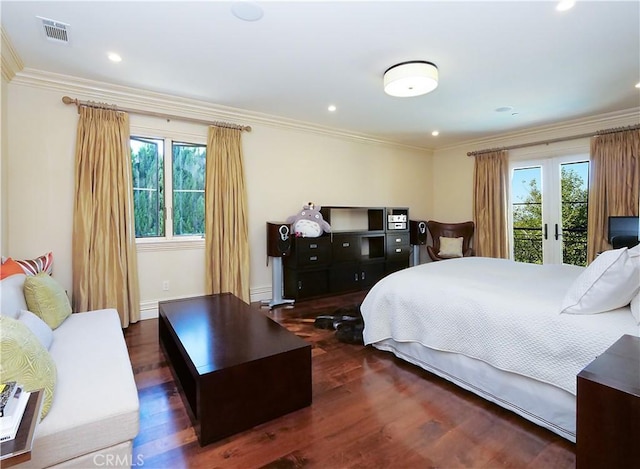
{"left": 512, "top": 167, "right": 543, "bottom": 264}
{"left": 560, "top": 161, "right": 589, "bottom": 266}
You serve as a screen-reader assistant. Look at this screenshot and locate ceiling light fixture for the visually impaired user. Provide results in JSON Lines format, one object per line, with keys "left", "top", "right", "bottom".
{"left": 635, "top": 82, "right": 640, "bottom": 89}
{"left": 556, "top": 0, "right": 576, "bottom": 12}
{"left": 431, "top": 131, "right": 439, "bottom": 137}
{"left": 328, "top": 105, "right": 337, "bottom": 112}
{"left": 107, "top": 52, "right": 122, "bottom": 63}
{"left": 384, "top": 61, "right": 438, "bottom": 97}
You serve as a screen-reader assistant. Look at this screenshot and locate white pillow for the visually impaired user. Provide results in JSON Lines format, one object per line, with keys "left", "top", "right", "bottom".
{"left": 628, "top": 243, "right": 640, "bottom": 262}
{"left": 439, "top": 237, "right": 464, "bottom": 258}
{"left": 18, "top": 309, "right": 54, "bottom": 350}
{"left": 0, "top": 273, "right": 28, "bottom": 319}
{"left": 561, "top": 248, "right": 640, "bottom": 314}
{"left": 625, "top": 244, "right": 640, "bottom": 324}
{"left": 630, "top": 293, "right": 639, "bottom": 325}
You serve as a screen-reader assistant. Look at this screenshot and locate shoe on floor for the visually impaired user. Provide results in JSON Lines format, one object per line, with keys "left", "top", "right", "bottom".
{"left": 335, "top": 321, "right": 364, "bottom": 345}
{"left": 314, "top": 315, "right": 336, "bottom": 329}
{"left": 314, "top": 314, "right": 363, "bottom": 330}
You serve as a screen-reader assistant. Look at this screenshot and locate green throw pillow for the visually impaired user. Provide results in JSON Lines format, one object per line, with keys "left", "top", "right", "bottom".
{"left": 24, "top": 273, "right": 71, "bottom": 329}
{"left": 0, "top": 316, "right": 56, "bottom": 420}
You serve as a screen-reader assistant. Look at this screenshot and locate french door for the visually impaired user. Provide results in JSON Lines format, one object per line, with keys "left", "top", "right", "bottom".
{"left": 510, "top": 155, "right": 589, "bottom": 266}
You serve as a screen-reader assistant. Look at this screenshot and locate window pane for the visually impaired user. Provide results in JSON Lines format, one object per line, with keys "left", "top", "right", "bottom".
{"left": 561, "top": 161, "right": 589, "bottom": 266}
{"left": 512, "top": 167, "right": 543, "bottom": 264}
{"left": 131, "top": 137, "right": 164, "bottom": 237}
{"left": 172, "top": 142, "right": 206, "bottom": 236}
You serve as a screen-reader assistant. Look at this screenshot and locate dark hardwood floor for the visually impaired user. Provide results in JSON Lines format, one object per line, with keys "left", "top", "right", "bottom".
{"left": 124, "top": 292, "right": 576, "bottom": 468}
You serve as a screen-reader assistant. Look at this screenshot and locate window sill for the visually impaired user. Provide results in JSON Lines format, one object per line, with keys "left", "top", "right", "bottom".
{"left": 136, "top": 238, "right": 205, "bottom": 252}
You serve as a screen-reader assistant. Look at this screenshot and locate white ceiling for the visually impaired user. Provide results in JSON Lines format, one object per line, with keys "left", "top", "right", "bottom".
{"left": 2, "top": 1, "right": 639, "bottom": 149}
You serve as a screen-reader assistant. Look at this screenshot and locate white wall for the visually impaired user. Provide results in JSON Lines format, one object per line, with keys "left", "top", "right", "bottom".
{"left": 432, "top": 113, "right": 640, "bottom": 223}
{"left": 1, "top": 76, "right": 7, "bottom": 255}
{"left": 4, "top": 75, "right": 433, "bottom": 316}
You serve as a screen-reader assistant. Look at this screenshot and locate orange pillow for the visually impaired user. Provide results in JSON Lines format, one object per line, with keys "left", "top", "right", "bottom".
{"left": 0, "top": 258, "right": 25, "bottom": 280}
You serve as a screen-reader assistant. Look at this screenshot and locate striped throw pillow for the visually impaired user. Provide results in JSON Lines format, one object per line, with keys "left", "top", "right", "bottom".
{"left": 14, "top": 252, "right": 53, "bottom": 276}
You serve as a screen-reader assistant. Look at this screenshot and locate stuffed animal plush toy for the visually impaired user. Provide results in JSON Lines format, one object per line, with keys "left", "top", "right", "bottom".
{"left": 286, "top": 202, "right": 331, "bottom": 238}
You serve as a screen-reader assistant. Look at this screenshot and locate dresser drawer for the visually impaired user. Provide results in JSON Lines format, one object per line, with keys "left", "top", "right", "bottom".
{"left": 332, "top": 235, "right": 360, "bottom": 262}
{"left": 387, "top": 232, "right": 409, "bottom": 246}
{"left": 386, "top": 233, "right": 410, "bottom": 259}
{"left": 286, "top": 236, "right": 331, "bottom": 268}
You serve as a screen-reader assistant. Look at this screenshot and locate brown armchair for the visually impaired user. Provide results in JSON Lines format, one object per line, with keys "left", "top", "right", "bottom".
{"left": 426, "top": 220, "right": 475, "bottom": 261}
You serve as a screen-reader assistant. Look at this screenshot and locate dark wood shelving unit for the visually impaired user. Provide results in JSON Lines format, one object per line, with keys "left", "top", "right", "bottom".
{"left": 283, "top": 206, "right": 410, "bottom": 300}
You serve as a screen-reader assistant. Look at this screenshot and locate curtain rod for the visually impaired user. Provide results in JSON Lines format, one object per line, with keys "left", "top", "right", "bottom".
{"left": 466, "top": 124, "right": 640, "bottom": 157}
{"left": 61, "top": 96, "right": 252, "bottom": 132}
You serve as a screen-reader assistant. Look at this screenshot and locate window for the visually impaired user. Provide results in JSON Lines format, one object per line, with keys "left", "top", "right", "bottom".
{"left": 510, "top": 156, "right": 589, "bottom": 266}
{"left": 131, "top": 136, "right": 206, "bottom": 239}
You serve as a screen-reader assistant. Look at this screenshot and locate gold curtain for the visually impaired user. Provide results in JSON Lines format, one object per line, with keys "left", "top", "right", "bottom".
{"left": 472, "top": 150, "right": 510, "bottom": 258}
{"left": 205, "top": 126, "right": 251, "bottom": 303}
{"left": 72, "top": 107, "right": 140, "bottom": 327}
{"left": 586, "top": 129, "right": 640, "bottom": 263}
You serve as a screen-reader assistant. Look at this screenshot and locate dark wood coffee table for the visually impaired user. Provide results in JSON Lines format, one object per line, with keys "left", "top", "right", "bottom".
{"left": 158, "top": 293, "right": 312, "bottom": 446}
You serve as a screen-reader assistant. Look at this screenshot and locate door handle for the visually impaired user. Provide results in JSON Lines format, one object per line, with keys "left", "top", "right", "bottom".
{"left": 555, "top": 224, "right": 561, "bottom": 240}
{"left": 544, "top": 224, "right": 548, "bottom": 240}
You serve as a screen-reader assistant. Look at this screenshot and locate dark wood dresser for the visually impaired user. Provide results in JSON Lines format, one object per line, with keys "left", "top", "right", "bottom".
{"left": 576, "top": 334, "right": 640, "bottom": 468}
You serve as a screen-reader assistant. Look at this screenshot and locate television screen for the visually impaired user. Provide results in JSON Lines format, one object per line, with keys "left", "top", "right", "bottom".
{"left": 608, "top": 216, "right": 639, "bottom": 243}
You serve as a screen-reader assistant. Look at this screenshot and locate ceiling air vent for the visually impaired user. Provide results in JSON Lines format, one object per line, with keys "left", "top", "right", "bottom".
{"left": 37, "top": 17, "right": 70, "bottom": 44}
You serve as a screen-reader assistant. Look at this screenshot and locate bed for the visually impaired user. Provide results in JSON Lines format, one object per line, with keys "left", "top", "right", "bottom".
{"left": 361, "top": 254, "right": 640, "bottom": 442}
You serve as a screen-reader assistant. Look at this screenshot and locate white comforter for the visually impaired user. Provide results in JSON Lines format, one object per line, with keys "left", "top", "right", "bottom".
{"left": 362, "top": 257, "right": 639, "bottom": 394}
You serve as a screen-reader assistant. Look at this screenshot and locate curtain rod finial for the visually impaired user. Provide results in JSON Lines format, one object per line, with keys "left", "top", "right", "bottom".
{"left": 62, "top": 96, "right": 76, "bottom": 105}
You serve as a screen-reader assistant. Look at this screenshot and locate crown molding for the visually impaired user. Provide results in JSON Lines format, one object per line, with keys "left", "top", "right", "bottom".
{"left": 10, "top": 68, "right": 431, "bottom": 153}
{"left": 1, "top": 28, "right": 24, "bottom": 82}
{"left": 436, "top": 108, "right": 640, "bottom": 155}
{"left": 9, "top": 68, "right": 638, "bottom": 155}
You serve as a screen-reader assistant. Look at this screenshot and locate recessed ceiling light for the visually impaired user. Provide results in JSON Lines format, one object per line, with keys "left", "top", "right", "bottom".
{"left": 231, "top": 1, "right": 264, "bottom": 22}
{"left": 431, "top": 131, "right": 439, "bottom": 136}
{"left": 635, "top": 82, "right": 640, "bottom": 89}
{"left": 495, "top": 106, "right": 513, "bottom": 113}
{"left": 556, "top": 0, "right": 575, "bottom": 12}
{"left": 328, "top": 105, "right": 337, "bottom": 112}
{"left": 107, "top": 52, "right": 122, "bottom": 63}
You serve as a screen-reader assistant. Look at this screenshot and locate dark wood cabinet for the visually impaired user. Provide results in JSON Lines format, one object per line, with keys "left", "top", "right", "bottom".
{"left": 576, "top": 334, "right": 640, "bottom": 468}
{"left": 283, "top": 207, "right": 410, "bottom": 300}
{"left": 287, "top": 236, "right": 332, "bottom": 268}
{"left": 284, "top": 236, "right": 331, "bottom": 300}
{"left": 386, "top": 232, "right": 411, "bottom": 260}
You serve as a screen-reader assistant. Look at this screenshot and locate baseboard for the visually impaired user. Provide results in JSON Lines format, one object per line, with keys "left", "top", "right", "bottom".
{"left": 138, "top": 286, "right": 273, "bottom": 320}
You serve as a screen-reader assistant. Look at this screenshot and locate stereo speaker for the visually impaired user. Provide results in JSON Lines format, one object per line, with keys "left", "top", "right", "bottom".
{"left": 410, "top": 220, "right": 428, "bottom": 245}
{"left": 266, "top": 222, "right": 292, "bottom": 257}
